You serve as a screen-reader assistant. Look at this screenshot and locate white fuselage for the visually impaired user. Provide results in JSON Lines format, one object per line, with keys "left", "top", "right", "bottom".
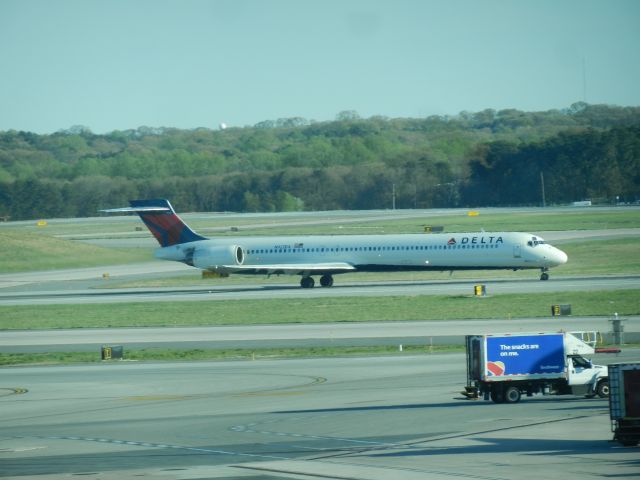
{"left": 155, "top": 231, "right": 567, "bottom": 275}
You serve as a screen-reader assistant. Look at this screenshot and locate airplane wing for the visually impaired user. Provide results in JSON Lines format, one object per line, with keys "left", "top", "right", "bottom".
{"left": 221, "top": 262, "right": 356, "bottom": 275}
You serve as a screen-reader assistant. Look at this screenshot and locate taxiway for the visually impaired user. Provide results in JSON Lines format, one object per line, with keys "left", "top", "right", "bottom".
{"left": 2, "top": 352, "right": 640, "bottom": 479}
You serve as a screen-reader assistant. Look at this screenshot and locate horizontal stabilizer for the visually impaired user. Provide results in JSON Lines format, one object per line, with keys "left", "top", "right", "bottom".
{"left": 100, "top": 206, "right": 171, "bottom": 213}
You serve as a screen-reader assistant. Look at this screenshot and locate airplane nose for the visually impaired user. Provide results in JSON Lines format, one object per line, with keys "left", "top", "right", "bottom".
{"left": 553, "top": 249, "right": 568, "bottom": 265}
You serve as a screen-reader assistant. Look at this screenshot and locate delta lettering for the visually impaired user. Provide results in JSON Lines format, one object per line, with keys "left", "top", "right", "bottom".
{"left": 448, "top": 236, "right": 504, "bottom": 245}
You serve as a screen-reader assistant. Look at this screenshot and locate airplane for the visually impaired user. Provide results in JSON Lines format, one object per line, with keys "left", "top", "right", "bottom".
{"left": 102, "top": 199, "right": 568, "bottom": 288}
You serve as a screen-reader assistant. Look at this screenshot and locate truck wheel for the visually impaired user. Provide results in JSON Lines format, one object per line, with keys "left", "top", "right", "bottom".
{"left": 596, "top": 380, "right": 610, "bottom": 398}
{"left": 618, "top": 437, "right": 639, "bottom": 447}
{"left": 490, "top": 386, "right": 505, "bottom": 403}
{"left": 504, "top": 386, "right": 521, "bottom": 403}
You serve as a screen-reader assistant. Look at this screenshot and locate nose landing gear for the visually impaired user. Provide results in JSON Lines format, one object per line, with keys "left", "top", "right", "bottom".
{"left": 540, "top": 268, "right": 549, "bottom": 281}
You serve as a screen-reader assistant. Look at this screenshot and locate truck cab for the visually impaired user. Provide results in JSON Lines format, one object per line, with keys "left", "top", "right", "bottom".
{"left": 567, "top": 354, "right": 609, "bottom": 397}
{"left": 565, "top": 332, "right": 609, "bottom": 397}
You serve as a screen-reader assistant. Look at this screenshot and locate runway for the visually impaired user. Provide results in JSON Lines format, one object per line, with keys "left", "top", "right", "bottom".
{"left": 2, "top": 352, "right": 640, "bottom": 479}
{"left": 2, "top": 316, "right": 639, "bottom": 353}
{"left": 1, "top": 275, "right": 638, "bottom": 306}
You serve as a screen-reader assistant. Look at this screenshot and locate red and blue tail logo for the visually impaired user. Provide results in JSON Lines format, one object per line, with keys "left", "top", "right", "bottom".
{"left": 129, "top": 199, "right": 206, "bottom": 247}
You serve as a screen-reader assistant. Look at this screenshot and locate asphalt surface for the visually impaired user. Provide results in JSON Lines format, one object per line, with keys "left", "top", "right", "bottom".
{"left": 2, "top": 352, "right": 640, "bottom": 479}
{"left": 1, "top": 274, "right": 639, "bottom": 306}
{"left": 2, "top": 316, "right": 639, "bottom": 353}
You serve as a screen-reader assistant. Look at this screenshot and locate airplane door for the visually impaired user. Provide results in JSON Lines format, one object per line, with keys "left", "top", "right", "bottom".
{"left": 513, "top": 244, "right": 521, "bottom": 258}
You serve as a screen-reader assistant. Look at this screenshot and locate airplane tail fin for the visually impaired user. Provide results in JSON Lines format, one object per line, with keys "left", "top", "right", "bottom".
{"left": 102, "top": 199, "right": 207, "bottom": 247}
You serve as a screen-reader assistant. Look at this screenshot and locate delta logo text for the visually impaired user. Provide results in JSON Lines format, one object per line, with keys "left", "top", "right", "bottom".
{"left": 447, "top": 236, "right": 504, "bottom": 246}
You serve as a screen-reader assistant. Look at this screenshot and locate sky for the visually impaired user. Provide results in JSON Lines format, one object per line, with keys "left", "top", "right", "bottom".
{"left": 1, "top": 0, "right": 639, "bottom": 134}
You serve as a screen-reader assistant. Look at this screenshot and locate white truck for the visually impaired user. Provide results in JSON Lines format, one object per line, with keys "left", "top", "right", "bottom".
{"left": 608, "top": 362, "right": 640, "bottom": 447}
{"left": 464, "top": 331, "right": 609, "bottom": 403}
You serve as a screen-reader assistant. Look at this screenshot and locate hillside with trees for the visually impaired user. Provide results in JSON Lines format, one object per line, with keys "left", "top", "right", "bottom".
{"left": 0, "top": 103, "right": 639, "bottom": 220}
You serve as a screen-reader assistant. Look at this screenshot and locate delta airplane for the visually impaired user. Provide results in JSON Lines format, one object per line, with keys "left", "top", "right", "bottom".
{"left": 103, "top": 199, "right": 568, "bottom": 288}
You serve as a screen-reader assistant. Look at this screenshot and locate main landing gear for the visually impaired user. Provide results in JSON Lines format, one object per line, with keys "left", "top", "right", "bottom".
{"left": 300, "top": 274, "right": 334, "bottom": 288}
{"left": 540, "top": 268, "right": 549, "bottom": 281}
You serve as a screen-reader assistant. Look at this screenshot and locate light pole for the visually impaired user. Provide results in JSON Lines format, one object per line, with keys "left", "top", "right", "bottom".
{"left": 392, "top": 183, "right": 396, "bottom": 210}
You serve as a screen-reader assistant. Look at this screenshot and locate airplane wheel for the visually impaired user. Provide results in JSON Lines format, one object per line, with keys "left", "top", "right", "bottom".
{"left": 320, "top": 275, "right": 334, "bottom": 287}
{"left": 300, "top": 276, "right": 315, "bottom": 289}
{"left": 540, "top": 272, "right": 549, "bottom": 281}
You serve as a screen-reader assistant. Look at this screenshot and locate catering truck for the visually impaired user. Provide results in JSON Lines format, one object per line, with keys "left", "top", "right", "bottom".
{"left": 608, "top": 362, "right": 640, "bottom": 446}
{"left": 464, "top": 332, "right": 609, "bottom": 403}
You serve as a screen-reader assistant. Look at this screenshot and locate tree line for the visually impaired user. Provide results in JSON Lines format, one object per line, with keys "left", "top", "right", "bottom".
{"left": 464, "top": 126, "right": 640, "bottom": 205}
{"left": 0, "top": 104, "right": 639, "bottom": 219}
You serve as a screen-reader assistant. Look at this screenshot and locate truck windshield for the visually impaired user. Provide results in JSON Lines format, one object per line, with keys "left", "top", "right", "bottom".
{"left": 572, "top": 356, "right": 592, "bottom": 369}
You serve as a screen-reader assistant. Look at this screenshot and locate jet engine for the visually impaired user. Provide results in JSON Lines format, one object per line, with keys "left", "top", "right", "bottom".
{"left": 192, "top": 245, "right": 245, "bottom": 272}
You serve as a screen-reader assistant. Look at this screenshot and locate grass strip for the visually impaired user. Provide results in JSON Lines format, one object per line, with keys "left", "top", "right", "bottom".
{"left": 0, "top": 345, "right": 463, "bottom": 366}
{"left": 3, "top": 342, "right": 636, "bottom": 367}
{"left": 254, "top": 210, "right": 640, "bottom": 236}
{"left": 0, "top": 231, "right": 151, "bottom": 273}
{"left": 1, "top": 289, "right": 638, "bottom": 330}
{"left": 9, "top": 208, "right": 639, "bottom": 237}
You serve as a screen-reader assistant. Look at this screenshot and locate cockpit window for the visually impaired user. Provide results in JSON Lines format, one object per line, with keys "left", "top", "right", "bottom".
{"left": 528, "top": 237, "right": 546, "bottom": 247}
